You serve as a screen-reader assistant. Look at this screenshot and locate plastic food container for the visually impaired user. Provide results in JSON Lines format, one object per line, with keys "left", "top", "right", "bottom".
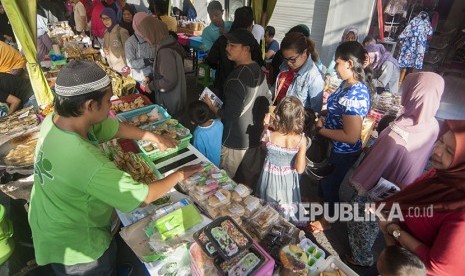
{"left": 116, "top": 105, "right": 170, "bottom": 128}
{"left": 193, "top": 229, "right": 218, "bottom": 258}
{"left": 207, "top": 189, "right": 231, "bottom": 208}
{"left": 139, "top": 121, "right": 192, "bottom": 161}
{"left": 248, "top": 205, "right": 279, "bottom": 229}
{"left": 189, "top": 243, "right": 217, "bottom": 276}
{"left": 196, "top": 180, "right": 219, "bottom": 194}
{"left": 315, "top": 256, "right": 358, "bottom": 276}
{"left": 297, "top": 238, "right": 326, "bottom": 272}
{"left": 279, "top": 245, "right": 308, "bottom": 276}
{"left": 214, "top": 245, "right": 265, "bottom": 276}
{"left": 242, "top": 196, "right": 260, "bottom": 217}
{"left": 110, "top": 94, "right": 151, "bottom": 114}
{"left": 204, "top": 216, "right": 253, "bottom": 260}
{"left": 231, "top": 184, "right": 252, "bottom": 202}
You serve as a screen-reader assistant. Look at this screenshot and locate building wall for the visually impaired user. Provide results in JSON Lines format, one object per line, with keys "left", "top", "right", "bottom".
{"left": 319, "top": 0, "right": 375, "bottom": 66}
{"left": 267, "top": 0, "right": 316, "bottom": 45}
{"left": 267, "top": 0, "right": 375, "bottom": 66}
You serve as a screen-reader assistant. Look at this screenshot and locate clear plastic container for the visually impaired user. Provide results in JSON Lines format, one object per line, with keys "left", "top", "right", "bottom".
{"left": 207, "top": 189, "right": 231, "bottom": 208}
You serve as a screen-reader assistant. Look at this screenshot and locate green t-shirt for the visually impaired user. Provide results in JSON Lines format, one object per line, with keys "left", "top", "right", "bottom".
{"left": 28, "top": 113, "right": 149, "bottom": 265}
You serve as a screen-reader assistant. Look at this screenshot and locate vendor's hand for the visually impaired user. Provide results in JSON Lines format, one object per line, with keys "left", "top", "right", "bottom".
{"left": 151, "top": 134, "right": 178, "bottom": 151}
{"left": 176, "top": 164, "right": 203, "bottom": 180}
{"left": 103, "top": 48, "right": 109, "bottom": 55}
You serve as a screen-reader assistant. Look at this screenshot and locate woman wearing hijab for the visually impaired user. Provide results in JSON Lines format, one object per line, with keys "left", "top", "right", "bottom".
{"left": 119, "top": 4, "right": 135, "bottom": 36}
{"left": 345, "top": 72, "right": 445, "bottom": 267}
{"left": 101, "top": 7, "right": 129, "bottom": 73}
{"left": 379, "top": 120, "right": 465, "bottom": 275}
{"left": 341, "top": 26, "right": 359, "bottom": 43}
{"left": 138, "top": 16, "right": 187, "bottom": 118}
{"left": 125, "top": 12, "right": 155, "bottom": 85}
{"left": 326, "top": 26, "right": 359, "bottom": 75}
{"left": 365, "top": 43, "right": 401, "bottom": 94}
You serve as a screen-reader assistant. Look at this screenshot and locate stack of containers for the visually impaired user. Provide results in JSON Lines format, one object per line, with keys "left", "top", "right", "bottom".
{"left": 191, "top": 216, "right": 275, "bottom": 276}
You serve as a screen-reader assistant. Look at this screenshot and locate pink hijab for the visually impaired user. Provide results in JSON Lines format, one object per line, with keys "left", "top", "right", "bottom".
{"left": 132, "top": 12, "right": 149, "bottom": 41}
{"left": 351, "top": 72, "right": 445, "bottom": 193}
{"left": 395, "top": 72, "right": 445, "bottom": 132}
{"left": 382, "top": 120, "right": 465, "bottom": 211}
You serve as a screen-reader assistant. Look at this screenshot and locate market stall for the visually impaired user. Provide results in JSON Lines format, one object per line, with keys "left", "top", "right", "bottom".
{"left": 96, "top": 98, "right": 359, "bottom": 276}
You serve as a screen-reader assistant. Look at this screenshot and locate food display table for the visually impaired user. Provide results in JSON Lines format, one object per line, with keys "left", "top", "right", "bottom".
{"left": 103, "top": 95, "right": 358, "bottom": 276}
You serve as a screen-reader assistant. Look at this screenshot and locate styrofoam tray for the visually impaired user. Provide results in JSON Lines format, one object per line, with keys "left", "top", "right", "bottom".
{"left": 312, "top": 256, "right": 359, "bottom": 276}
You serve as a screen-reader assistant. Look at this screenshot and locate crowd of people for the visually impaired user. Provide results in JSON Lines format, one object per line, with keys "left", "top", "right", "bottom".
{"left": 0, "top": 1, "right": 464, "bottom": 275}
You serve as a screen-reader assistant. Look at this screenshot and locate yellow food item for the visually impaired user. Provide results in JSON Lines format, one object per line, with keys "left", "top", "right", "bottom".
{"left": 289, "top": 244, "right": 303, "bottom": 254}
{"left": 4, "top": 138, "right": 38, "bottom": 167}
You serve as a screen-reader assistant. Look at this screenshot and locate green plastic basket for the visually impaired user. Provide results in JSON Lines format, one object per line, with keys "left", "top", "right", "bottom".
{"left": 138, "top": 123, "right": 192, "bottom": 161}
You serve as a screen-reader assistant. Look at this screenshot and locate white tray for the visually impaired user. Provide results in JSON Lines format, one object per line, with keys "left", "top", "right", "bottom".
{"left": 312, "top": 256, "right": 359, "bottom": 276}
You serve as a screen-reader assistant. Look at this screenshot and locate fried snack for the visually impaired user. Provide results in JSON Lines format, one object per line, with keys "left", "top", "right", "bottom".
{"left": 111, "top": 146, "right": 157, "bottom": 183}
{"left": 4, "top": 138, "right": 38, "bottom": 167}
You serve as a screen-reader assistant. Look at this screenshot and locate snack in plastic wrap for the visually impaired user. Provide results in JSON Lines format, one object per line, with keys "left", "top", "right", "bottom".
{"left": 241, "top": 196, "right": 260, "bottom": 217}
{"left": 189, "top": 243, "right": 218, "bottom": 275}
{"left": 145, "top": 204, "right": 202, "bottom": 240}
{"left": 230, "top": 184, "right": 252, "bottom": 203}
{"left": 249, "top": 205, "right": 279, "bottom": 229}
{"left": 208, "top": 189, "right": 231, "bottom": 208}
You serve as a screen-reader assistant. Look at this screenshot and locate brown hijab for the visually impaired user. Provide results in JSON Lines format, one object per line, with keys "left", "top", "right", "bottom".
{"left": 395, "top": 72, "right": 444, "bottom": 132}
{"left": 382, "top": 120, "right": 465, "bottom": 212}
{"left": 137, "top": 16, "right": 169, "bottom": 45}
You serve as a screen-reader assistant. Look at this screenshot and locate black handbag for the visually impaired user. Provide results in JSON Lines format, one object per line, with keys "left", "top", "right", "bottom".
{"left": 303, "top": 109, "right": 334, "bottom": 180}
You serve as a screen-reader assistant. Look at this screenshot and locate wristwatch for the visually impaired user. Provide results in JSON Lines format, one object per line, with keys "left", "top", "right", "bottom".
{"left": 392, "top": 229, "right": 401, "bottom": 239}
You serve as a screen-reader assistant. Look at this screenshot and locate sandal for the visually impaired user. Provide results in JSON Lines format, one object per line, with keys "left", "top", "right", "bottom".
{"left": 343, "top": 254, "right": 373, "bottom": 267}
{"left": 309, "top": 220, "right": 332, "bottom": 234}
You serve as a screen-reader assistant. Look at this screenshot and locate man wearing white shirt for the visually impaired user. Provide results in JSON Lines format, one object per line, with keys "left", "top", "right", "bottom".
{"left": 71, "top": 0, "right": 87, "bottom": 34}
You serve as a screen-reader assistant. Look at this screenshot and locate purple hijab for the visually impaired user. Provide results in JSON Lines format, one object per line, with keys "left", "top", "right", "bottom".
{"left": 351, "top": 72, "right": 444, "bottom": 194}
{"left": 365, "top": 43, "right": 399, "bottom": 70}
{"left": 101, "top": 7, "right": 118, "bottom": 32}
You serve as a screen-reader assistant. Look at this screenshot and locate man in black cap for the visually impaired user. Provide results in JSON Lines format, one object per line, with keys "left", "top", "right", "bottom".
{"left": 28, "top": 60, "right": 201, "bottom": 275}
{"left": 204, "top": 28, "right": 270, "bottom": 187}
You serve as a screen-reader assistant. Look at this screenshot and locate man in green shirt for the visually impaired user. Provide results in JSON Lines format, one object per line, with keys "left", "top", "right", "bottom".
{"left": 28, "top": 60, "right": 200, "bottom": 275}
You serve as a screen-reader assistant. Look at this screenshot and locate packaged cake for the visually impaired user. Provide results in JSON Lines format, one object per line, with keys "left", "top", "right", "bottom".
{"left": 207, "top": 189, "right": 231, "bottom": 208}
{"left": 231, "top": 184, "right": 252, "bottom": 202}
